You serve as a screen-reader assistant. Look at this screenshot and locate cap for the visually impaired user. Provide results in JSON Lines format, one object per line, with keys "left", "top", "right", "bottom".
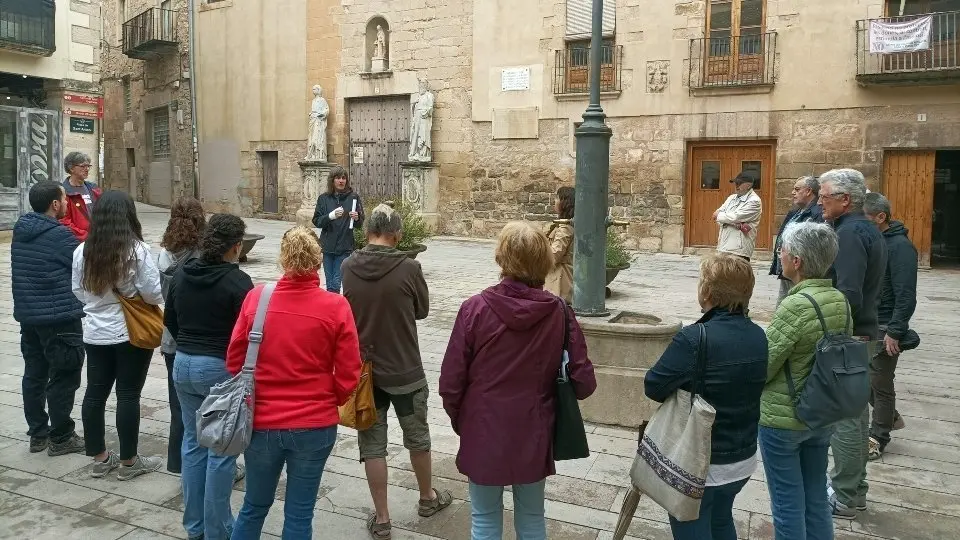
{"left": 730, "top": 172, "right": 756, "bottom": 185}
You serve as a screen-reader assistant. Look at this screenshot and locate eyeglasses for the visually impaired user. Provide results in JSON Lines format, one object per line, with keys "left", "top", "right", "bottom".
{"left": 75, "top": 164, "right": 92, "bottom": 169}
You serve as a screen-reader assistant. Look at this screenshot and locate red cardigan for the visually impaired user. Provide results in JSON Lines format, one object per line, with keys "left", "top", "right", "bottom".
{"left": 60, "top": 179, "right": 101, "bottom": 241}
{"left": 226, "top": 272, "right": 362, "bottom": 430}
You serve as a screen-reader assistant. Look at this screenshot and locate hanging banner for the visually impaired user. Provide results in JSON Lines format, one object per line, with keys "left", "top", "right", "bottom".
{"left": 869, "top": 16, "right": 932, "bottom": 54}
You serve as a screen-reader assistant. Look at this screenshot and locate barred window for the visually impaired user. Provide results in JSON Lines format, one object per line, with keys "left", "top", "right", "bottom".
{"left": 151, "top": 109, "right": 171, "bottom": 160}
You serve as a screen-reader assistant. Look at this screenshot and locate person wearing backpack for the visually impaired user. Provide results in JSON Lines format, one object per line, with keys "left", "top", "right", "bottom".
{"left": 157, "top": 197, "right": 206, "bottom": 474}
{"left": 818, "top": 169, "right": 887, "bottom": 520}
{"left": 760, "top": 222, "right": 852, "bottom": 540}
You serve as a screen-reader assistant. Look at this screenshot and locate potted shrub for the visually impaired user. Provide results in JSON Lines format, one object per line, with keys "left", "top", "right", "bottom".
{"left": 353, "top": 199, "right": 433, "bottom": 259}
{"left": 605, "top": 227, "right": 632, "bottom": 298}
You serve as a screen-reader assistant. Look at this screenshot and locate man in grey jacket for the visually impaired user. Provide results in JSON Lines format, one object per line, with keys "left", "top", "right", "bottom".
{"left": 864, "top": 192, "right": 918, "bottom": 460}
{"left": 819, "top": 169, "right": 888, "bottom": 520}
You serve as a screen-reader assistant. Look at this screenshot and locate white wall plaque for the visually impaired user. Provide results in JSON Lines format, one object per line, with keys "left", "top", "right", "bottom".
{"left": 501, "top": 67, "right": 531, "bottom": 92}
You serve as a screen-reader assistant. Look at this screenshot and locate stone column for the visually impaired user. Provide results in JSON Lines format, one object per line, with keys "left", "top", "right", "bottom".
{"left": 400, "top": 162, "right": 440, "bottom": 229}
{"left": 296, "top": 160, "right": 337, "bottom": 227}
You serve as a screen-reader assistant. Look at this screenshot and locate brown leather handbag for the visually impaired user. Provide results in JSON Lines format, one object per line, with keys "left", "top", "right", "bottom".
{"left": 339, "top": 359, "right": 377, "bottom": 431}
{"left": 115, "top": 291, "right": 164, "bottom": 350}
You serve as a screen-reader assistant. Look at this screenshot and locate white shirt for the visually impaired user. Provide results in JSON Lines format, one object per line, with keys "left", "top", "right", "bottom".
{"left": 72, "top": 241, "right": 163, "bottom": 345}
{"left": 705, "top": 451, "right": 757, "bottom": 487}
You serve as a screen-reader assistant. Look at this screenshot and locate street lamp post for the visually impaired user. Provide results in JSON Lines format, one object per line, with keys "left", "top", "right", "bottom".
{"left": 572, "top": 0, "right": 612, "bottom": 317}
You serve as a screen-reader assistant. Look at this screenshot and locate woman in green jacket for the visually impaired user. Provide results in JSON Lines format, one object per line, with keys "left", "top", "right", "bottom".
{"left": 760, "top": 222, "right": 852, "bottom": 540}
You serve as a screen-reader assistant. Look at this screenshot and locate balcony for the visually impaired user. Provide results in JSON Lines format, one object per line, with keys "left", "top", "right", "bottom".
{"left": 688, "top": 32, "right": 778, "bottom": 92}
{"left": 123, "top": 8, "right": 178, "bottom": 60}
{"left": 553, "top": 45, "right": 623, "bottom": 96}
{"left": 856, "top": 11, "right": 960, "bottom": 86}
{"left": 0, "top": 0, "right": 56, "bottom": 56}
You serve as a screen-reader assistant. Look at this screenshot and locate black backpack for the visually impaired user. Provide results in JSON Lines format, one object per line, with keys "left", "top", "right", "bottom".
{"left": 784, "top": 293, "right": 871, "bottom": 430}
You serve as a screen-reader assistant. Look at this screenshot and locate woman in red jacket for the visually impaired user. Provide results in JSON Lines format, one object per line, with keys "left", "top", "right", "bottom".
{"left": 60, "top": 151, "right": 102, "bottom": 241}
{"left": 227, "top": 226, "right": 361, "bottom": 540}
{"left": 440, "top": 221, "right": 597, "bottom": 540}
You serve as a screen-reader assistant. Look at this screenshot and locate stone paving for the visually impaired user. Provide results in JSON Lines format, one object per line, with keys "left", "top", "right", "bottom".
{"left": 1, "top": 204, "right": 959, "bottom": 539}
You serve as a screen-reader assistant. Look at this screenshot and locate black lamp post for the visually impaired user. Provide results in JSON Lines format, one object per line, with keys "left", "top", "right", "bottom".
{"left": 572, "top": 0, "right": 612, "bottom": 317}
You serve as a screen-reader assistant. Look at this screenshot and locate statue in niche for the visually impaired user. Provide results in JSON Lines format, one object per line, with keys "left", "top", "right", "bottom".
{"left": 408, "top": 79, "right": 434, "bottom": 162}
{"left": 373, "top": 25, "right": 386, "bottom": 60}
{"left": 306, "top": 85, "right": 329, "bottom": 162}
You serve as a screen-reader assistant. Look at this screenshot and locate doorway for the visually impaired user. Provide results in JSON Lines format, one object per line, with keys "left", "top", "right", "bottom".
{"left": 882, "top": 149, "right": 960, "bottom": 268}
{"left": 347, "top": 96, "right": 409, "bottom": 200}
{"left": 933, "top": 150, "right": 960, "bottom": 267}
{"left": 685, "top": 141, "right": 775, "bottom": 250}
{"left": 259, "top": 151, "right": 279, "bottom": 214}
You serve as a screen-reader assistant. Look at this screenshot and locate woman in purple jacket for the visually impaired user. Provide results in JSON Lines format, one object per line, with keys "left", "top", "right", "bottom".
{"left": 440, "top": 221, "right": 597, "bottom": 540}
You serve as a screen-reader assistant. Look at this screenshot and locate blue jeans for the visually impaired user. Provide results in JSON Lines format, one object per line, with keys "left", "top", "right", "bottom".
{"left": 469, "top": 480, "right": 546, "bottom": 540}
{"left": 173, "top": 352, "right": 236, "bottom": 540}
{"left": 232, "top": 427, "right": 338, "bottom": 540}
{"left": 668, "top": 478, "right": 749, "bottom": 540}
{"left": 322, "top": 252, "right": 350, "bottom": 293}
{"left": 759, "top": 426, "right": 834, "bottom": 540}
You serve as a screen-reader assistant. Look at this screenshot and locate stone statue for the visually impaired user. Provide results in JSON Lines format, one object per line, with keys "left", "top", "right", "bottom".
{"left": 408, "top": 79, "right": 434, "bottom": 162}
{"left": 373, "top": 25, "right": 386, "bottom": 60}
{"left": 306, "top": 85, "right": 329, "bottom": 161}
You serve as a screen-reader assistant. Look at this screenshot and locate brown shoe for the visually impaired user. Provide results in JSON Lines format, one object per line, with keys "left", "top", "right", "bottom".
{"left": 367, "top": 513, "right": 391, "bottom": 540}
{"left": 418, "top": 488, "right": 453, "bottom": 517}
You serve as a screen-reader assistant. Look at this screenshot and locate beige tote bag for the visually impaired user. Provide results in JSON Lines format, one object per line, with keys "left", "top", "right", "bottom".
{"left": 629, "top": 323, "right": 716, "bottom": 522}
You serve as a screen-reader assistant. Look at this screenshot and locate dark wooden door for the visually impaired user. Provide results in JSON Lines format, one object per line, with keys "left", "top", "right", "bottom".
{"left": 883, "top": 149, "right": 935, "bottom": 267}
{"left": 686, "top": 143, "right": 774, "bottom": 249}
{"left": 260, "top": 151, "right": 279, "bottom": 214}
{"left": 347, "top": 96, "right": 409, "bottom": 201}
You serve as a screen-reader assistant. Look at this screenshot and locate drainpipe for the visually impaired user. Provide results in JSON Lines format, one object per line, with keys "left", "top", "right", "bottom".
{"left": 187, "top": 0, "right": 200, "bottom": 198}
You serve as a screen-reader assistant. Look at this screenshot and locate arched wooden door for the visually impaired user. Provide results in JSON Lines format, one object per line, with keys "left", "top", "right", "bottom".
{"left": 685, "top": 142, "right": 775, "bottom": 250}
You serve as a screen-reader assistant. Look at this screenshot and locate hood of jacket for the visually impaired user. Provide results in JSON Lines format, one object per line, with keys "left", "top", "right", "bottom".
{"left": 13, "top": 212, "right": 61, "bottom": 243}
{"left": 480, "top": 278, "right": 561, "bottom": 332}
{"left": 884, "top": 220, "right": 908, "bottom": 239}
{"left": 180, "top": 258, "right": 242, "bottom": 288}
{"left": 346, "top": 245, "right": 407, "bottom": 280}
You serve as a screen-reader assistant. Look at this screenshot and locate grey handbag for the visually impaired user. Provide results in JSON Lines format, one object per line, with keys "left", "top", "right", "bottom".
{"left": 784, "top": 293, "right": 871, "bottom": 430}
{"left": 197, "top": 283, "right": 275, "bottom": 456}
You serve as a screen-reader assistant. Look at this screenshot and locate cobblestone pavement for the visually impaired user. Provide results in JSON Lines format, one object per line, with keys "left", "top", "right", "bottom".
{"left": 1, "top": 204, "right": 959, "bottom": 539}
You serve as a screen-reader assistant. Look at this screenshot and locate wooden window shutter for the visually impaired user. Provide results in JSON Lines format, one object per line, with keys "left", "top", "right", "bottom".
{"left": 566, "top": 0, "right": 616, "bottom": 40}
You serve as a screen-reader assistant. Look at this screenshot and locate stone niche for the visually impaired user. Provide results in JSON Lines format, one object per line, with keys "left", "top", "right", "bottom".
{"left": 365, "top": 16, "right": 390, "bottom": 73}
{"left": 577, "top": 311, "right": 682, "bottom": 428}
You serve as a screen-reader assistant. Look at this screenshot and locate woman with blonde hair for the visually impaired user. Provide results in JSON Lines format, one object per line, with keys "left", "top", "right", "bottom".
{"left": 228, "top": 226, "right": 361, "bottom": 540}
{"left": 440, "top": 221, "right": 596, "bottom": 540}
{"left": 644, "top": 253, "right": 768, "bottom": 540}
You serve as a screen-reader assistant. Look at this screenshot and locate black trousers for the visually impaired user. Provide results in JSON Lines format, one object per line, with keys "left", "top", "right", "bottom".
{"left": 162, "top": 352, "right": 184, "bottom": 473}
{"left": 20, "top": 320, "right": 84, "bottom": 444}
{"left": 81, "top": 342, "right": 153, "bottom": 460}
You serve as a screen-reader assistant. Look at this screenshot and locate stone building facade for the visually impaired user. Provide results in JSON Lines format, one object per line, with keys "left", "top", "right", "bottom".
{"left": 323, "top": 0, "right": 960, "bottom": 267}
{"left": 1, "top": 0, "right": 104, "bottom": 230}
{"left": 100, "top": 0, "right": 195, "bottom": 207}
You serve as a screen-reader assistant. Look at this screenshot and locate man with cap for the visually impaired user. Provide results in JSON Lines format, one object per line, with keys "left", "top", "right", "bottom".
{"left": 713, "top": 171, "right": 763, "bottom": 261}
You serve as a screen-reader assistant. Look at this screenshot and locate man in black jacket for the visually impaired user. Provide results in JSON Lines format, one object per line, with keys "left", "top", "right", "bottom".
{"left": 864, "top": 193, "right": 917, "bottom": 459}
{"left": 819, "top": 169, "right": 887, "bottom": 519}
{"left": 11, "top": 181, "right": 86, "bottom": 456}
{"left": 312, "top": 166, "right": 365, "bottom": 293}
{"left": 770, "top": 175, "right": 823, "bottom": 306}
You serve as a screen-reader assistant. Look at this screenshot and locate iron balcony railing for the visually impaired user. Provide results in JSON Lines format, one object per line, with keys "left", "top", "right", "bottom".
{"left": 856, "top": 11, "right": 960, "bottom": 82}
{"left": 553, "top": 45, "right": 623, "bottom": 95}
{"left": 688, "top": 32, "right": 777, "bottom": 90}
{"left": 123, "top": 8, "right": 178, "bottom": 59}
{"left": 0, "top": 0, "right": 56, "bottom": 56}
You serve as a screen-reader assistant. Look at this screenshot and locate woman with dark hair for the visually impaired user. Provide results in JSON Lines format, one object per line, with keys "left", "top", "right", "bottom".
{"left": 164, "top": 213, "right": 254, "bottom": 540}
{"left": 71, "top": 190, "right": 163, "bottom": 480}
{"left": 311, "top": 166, "right": 364, "bottom": 293}
{"left": 157, "top": 197, "right": 206, "bottom": 474}
{"left": 545, "top": 186, "right": 575, "bottom": 303}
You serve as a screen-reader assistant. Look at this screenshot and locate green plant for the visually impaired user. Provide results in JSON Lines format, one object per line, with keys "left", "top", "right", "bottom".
{"left": 606, "top": 227, "right": 632, "bottom": 268}
{"left": 353, "top": 198, "right": 433, "bottom": 252}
